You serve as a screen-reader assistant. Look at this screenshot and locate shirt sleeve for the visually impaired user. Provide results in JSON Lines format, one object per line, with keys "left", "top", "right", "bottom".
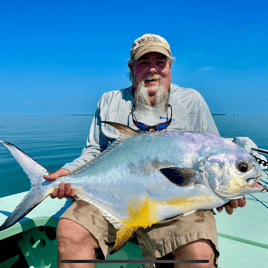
{"left": 61, "top": 100, "right": 109, "bottom": 173}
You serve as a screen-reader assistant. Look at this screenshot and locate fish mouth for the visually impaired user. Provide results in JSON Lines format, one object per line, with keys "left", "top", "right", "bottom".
{"left": 246, "top": 174, "right": 265, "bottom": 191}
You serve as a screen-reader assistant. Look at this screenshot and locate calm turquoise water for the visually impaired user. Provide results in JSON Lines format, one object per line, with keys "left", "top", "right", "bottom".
{"left": 0, "top": 114, "right": 268, "bottom": 198}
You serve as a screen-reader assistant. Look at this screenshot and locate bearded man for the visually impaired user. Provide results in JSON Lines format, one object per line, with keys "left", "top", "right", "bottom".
{"left": 44, "top": 34, "right": 246, "bottom": 268}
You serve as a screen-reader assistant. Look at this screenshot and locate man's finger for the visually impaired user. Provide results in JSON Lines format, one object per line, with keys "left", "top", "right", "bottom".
{"left": 50, "top": 188, "right": 58, "bottom": 199}
{"left": 224, "top": 203, "right": 234, "bottom": 215}
{"left": 64, "top": 183, "right": 71, "bottom": 198}
{"left": 69, "top": 188, "right": 76, "bottom": 199}
{"left": 230, "top": 199, "right": 239, "bottom": 209}
{"left": 238, "top": 197, "right": 246, "bottom": 208}
{"left": 57, "top": 183, "right": 65, "bottom": 199}
{"left": 44, "top": 174, "right": 58, "bottom": 181}
{"left": 216, "top": 205, "right": 224, "bottom": 213}
{"left": 43, "top": 168, "right": 70, "bottom": 182}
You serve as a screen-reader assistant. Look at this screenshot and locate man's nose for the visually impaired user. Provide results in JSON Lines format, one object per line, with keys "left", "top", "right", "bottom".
{"left": 148, "top": 62, "right": 158, "bottom": 73}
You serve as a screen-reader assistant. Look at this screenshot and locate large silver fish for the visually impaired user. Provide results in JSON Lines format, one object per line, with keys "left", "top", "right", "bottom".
{"left": 0, "top": 122, "right": 264, "bottom": 253}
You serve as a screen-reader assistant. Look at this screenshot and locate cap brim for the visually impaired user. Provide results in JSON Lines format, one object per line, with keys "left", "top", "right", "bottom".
{"left": 133, "top": 46, "right": 171, "bottom": 60}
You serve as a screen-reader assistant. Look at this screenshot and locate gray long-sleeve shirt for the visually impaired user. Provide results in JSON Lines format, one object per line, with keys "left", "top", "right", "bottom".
{"left": 62, "top": 84, "right": 219, "bottom": 173}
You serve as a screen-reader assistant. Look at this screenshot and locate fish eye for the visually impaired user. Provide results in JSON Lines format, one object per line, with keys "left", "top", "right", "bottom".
{"left": 237, "top": 162, "right": 248, "bottom": 173}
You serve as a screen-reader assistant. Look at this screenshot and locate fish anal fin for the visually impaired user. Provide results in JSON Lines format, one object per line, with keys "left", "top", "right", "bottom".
{"left": 110, "top": 225, "right": 138, "bottom": 255}
{"left": 101, "top": 121, "right": 139, "bottom": 140}
{"left": 160, "top": 167, "right": 201, "bottom": 187}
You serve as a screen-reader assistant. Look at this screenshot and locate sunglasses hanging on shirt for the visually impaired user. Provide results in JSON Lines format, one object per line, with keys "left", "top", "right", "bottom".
{"left": 132, "top": 104, "right": 172, "bottom": 131}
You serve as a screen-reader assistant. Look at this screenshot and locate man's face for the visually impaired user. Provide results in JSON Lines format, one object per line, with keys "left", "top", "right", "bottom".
{"left": 129, "top": 52, "right": 172, "bottom": 105}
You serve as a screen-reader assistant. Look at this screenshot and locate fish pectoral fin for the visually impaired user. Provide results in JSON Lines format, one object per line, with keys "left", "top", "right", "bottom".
{"left": 228, "top": 196, "right": 244, "bottom": 200}
{"left": 160, "top": 167, "right": 201, "bottom": 187}
{"left": 110, "top": 225, "right": 138, "bottom": 255}
{"left": 183, "top": 210, "right": 196, "bottom": 217}
{"left": 101, "top": 121, "right": 139, "bottom": 140}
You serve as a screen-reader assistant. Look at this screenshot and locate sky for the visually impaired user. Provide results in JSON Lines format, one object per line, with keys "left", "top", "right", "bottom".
{"left": 0, "top": 0, "right": 267, "bottom": 115}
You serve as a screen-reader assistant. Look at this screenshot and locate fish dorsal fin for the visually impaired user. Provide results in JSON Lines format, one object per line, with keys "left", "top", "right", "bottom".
{"left": 160, "top": 167, "right": 201, "bottom": 187}
{"left": 110, "top": 225, "right": 139, "bottom": 255}
{"left": 69, "top": 122, "right": 138, "bottom": 175}
{"left": 101, "top": 121, "right": 139, "bottom": 141}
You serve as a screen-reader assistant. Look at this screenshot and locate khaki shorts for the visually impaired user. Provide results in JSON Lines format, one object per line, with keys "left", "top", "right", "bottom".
{"left": 61, "top": 200, "right": 219, "bottom": 267}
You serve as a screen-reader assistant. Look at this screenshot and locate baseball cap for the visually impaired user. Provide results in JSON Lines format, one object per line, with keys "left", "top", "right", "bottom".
{"left": 130, "top": 34, "right": 172, "bottom": 60}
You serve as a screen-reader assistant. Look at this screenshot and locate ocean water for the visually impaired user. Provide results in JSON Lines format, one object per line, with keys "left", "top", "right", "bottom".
{"left": 0, "top": 114, "right": 268, "bottom": 198}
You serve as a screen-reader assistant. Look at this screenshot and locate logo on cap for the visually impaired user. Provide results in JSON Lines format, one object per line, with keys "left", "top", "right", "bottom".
{"left": 136, "top": 36, "right": 162, "bottom": 46}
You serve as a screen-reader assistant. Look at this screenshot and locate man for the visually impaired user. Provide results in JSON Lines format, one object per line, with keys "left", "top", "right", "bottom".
{"left": 44, "top": 34, "right": 246, "bottom": 268}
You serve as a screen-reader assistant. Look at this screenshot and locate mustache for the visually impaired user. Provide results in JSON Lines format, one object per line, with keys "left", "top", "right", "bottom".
{"left": 144, "top": 74, "right": 162, "bottom": 81}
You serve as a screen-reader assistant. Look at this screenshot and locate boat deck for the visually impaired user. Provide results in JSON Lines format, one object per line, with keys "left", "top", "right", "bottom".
{"left": 0, "top": 172, "right": 268, "bottom": 267}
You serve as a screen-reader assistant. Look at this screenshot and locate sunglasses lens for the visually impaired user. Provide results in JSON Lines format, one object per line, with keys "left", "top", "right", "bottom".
{"left": 155, "top": 122, "right": 170, "bottom": 130}
{"left": 134, "top": 122, "right": 150, "bottom": 131}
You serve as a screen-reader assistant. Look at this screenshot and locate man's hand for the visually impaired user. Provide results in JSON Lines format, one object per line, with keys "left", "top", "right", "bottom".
{"left": 216, "top": 197, "right": 246, "bottom": 215}
{"left": 43, "top": 168, "right": 76, "bottom": 199}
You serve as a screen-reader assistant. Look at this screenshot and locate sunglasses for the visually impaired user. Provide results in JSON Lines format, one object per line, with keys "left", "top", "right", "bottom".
{"left": 132, "top": 104, "right": 173, "bottom": 131}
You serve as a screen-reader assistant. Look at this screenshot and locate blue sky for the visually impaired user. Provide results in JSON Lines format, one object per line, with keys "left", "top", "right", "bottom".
{"left": 0, "top": 0, "right": 267, "bottom": 115}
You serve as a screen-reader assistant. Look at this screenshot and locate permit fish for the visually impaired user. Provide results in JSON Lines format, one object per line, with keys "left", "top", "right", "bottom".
{"left": 0, "top": 122, "right": 264, "bottom": 253}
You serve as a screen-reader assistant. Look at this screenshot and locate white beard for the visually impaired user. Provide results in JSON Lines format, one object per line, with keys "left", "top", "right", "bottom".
{"left": 133, "top": 75, "right": 169, "bottom": 117}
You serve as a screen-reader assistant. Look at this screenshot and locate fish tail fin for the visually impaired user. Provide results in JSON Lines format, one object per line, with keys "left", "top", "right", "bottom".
{"left": 110, "top": 225, "right": 138, "bottom": 255}
{"left": 0, "top": 140, "right": 53, "bottom": 231}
